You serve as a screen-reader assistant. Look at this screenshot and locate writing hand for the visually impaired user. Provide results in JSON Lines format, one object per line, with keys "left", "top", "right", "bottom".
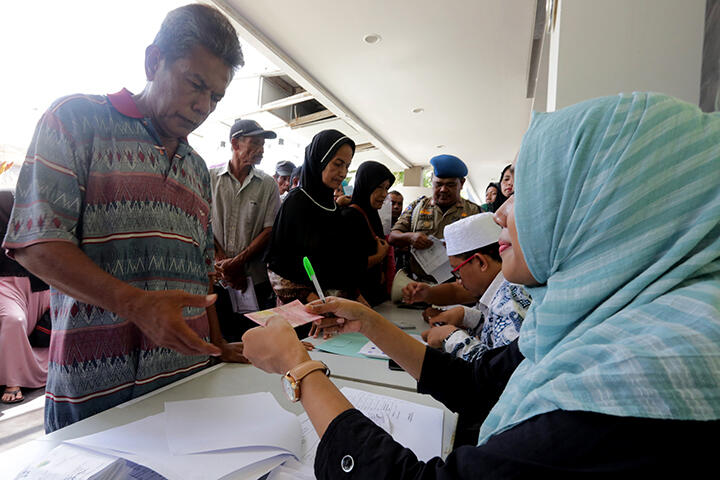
{"left": 402, "top": 281, "right": 430, "bottom": 304}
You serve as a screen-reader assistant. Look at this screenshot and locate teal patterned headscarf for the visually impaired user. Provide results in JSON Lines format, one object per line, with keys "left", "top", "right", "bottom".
{"left": 479, "top": 93, "right": 720, "bottom": 444}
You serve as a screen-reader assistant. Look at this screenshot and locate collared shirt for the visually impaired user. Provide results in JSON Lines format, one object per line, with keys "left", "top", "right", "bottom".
{"left": 443, "top": 272, "right": 532, "bottom": 362}
{"left": 2, "top": 89, "right": 214, "bottom": 432}
{"left": 209, "top": 163, "right": 280, "bottom": 285}
{"left": 392, "top": 195, "right": 481, "bottom": 280}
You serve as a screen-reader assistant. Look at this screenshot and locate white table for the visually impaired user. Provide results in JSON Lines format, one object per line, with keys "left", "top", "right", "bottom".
{"left": 0, "top": 362, "right": 457, "bottom": 480}
{"left": 305, "top": 301, "right": 430, "bottom": 391}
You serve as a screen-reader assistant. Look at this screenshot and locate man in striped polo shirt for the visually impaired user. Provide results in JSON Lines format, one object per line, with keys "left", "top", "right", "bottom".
{"left": 2, "top": 4, "right": 246, "bottom": 432}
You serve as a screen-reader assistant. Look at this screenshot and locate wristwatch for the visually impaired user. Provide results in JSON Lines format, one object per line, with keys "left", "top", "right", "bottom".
{"left": 282, "top": 360, "right": 330, "bottom": 402}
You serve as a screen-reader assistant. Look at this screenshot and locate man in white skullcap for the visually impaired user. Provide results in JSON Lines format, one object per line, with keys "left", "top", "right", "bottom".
{"left": 420, "top": 212, "right": 533, "bottom": 362}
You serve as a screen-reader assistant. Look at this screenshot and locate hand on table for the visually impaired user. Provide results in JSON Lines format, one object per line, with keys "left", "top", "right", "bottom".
{"left": 402, "top": 281, "right": 431, "bottom": 304}
{"left": 422, "top": 307, "right": 443, "bottom": 323}
{"left": 126, "top": 290, "right": 222, "bottom": 357}
{"left": 242, "top": 316, "right": 311, "bottom": 374}
{"left": 430, "top": 306, "right": 465, "bottom": 327}
{"left": 421, "top": 324, "right": 460, "bottom": 348}
{"left": 218, "top": 341, "right": 250, "bottom": 363}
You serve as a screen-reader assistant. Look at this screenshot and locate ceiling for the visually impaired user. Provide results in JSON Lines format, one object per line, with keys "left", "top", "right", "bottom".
{"left": 214, "top": 0, "right": 538, "bottom": 196}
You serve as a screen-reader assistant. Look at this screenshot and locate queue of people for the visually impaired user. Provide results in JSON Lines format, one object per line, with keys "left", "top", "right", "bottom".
{"left": 1, "top": 2, "right": 718, "bottom": 478}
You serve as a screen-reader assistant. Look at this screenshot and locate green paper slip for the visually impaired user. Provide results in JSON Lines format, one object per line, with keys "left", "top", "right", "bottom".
{"left": 316, "top": 332, "right": 383, "bottom": 360}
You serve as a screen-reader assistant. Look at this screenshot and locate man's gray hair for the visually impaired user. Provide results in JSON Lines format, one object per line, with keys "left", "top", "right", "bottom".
{"left": 153, "top": 4, "right": 244, "bottom": 70}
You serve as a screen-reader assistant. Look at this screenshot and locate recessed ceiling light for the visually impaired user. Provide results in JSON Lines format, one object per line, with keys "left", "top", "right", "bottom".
{"left": 363, "top": 33, "right": 382, "bottom": 44}
{"left": 411, "top": 107, "right": 424, "bottom": 114}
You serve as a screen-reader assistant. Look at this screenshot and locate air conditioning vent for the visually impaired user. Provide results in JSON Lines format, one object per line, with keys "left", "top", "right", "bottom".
{"left": 259, "top": 74, "right": 337, "bottom": 128}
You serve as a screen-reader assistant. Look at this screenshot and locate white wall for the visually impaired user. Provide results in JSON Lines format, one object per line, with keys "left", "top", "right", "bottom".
{"left": 549, "top": 0, "right": 705, "bottom": 110}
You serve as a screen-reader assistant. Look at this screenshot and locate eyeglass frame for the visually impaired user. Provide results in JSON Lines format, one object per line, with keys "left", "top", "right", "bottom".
{"left": 450, "top": 254, "right": 478, "bottom": 280}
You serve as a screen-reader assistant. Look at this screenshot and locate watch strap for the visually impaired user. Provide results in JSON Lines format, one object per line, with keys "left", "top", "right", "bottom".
{"left": 286, "top": 360, "right": 330, "bottom": 383}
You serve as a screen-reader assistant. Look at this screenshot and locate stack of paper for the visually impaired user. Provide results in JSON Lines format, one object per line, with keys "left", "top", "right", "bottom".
{"left": 20, "top": 393, "right": 301, "bottom": 480}
{"left": 13, "top": 444, "right": 129, "bottom": 480}
{"left": 245, "top": 300, "right": 322, "bottom": 327}
{"left": 269, "top": 387, "right": 444, "bottom": 478}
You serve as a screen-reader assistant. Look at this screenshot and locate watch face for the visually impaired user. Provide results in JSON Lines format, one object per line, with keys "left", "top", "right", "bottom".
{"left": 282, "top": 376, "right": 296, "bottom": 401}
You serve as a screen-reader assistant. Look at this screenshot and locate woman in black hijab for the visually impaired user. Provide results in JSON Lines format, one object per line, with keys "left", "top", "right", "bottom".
{"left": 489, "top": 164, "right": 512, "bottom": 212}
{"left": 343, "top": 161, "right": 396, "bottom": 306}
{"left": 266, "top": 130, "right": 365, "bottom": 306}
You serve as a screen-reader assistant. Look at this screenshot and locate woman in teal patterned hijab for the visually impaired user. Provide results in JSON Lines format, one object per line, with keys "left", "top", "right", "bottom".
{"left": 482, "top": 92, "right": 720, "bottom": 442}
{"left": 242, "top": 92, "right": 720, "bottom": 476}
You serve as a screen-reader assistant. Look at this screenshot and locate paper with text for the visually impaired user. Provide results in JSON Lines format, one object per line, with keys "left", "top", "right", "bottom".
{"left": 358, "top": 334, "right": 426, "bottom": 360}
{"left": 341, "top": 387, "right": 443, "bottom": 462}
{"left": 411, "top": 236, "right": 453, "bottom": 282}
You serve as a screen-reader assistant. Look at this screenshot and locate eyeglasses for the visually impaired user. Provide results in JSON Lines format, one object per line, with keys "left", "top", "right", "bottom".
{"left": 451, "top": 254, "right": 477, "bottom": 280}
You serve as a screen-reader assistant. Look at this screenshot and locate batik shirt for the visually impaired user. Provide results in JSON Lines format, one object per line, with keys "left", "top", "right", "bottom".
{"left": 2, "top": 89, "right": 215, "bottom": 432}
{"left": 443, "top": 272, "right": 532, "bottom": 362}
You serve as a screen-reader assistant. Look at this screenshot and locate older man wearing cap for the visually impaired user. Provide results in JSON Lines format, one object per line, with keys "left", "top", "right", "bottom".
{"left": 210, "top": 119, "right": 280, "bottom": 341}
{"left": 420, "top": 213, "right": 532, "bottom": 362}
{"left": 273, "top": 160, "right": 296, "bottom": 198}
{"left": 389, "top": 154, "right": 481, "bottom": 282}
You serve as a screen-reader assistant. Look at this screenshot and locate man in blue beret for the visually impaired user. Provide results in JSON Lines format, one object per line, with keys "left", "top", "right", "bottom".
{"left": 389, "top": 154, "right": 481, "bottom": 282}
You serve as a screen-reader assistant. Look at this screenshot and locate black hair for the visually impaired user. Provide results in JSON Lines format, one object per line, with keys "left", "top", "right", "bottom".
{"left": 490, "top": 164, "right": 513, "bottom": 212}
{"left": 486, "top": 182, "right": 499, "bottom": 192}
{"left": 453, "top": 242, "right": 501, "bottom": 263}
{"left": 153, "top": 4, "right": 244, "bottom": 70}
{"left": 499, "top": 164, "right": 513, "bottom": 181}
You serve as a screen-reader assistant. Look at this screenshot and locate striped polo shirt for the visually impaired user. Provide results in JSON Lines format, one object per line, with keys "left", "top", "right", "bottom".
{"left": 3, "top": 89, "right": 215, "bottom": 432}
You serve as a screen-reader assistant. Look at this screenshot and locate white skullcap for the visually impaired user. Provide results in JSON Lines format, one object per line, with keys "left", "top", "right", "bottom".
{"left": 444, "top": 212, "right": 501, "bottom": 256}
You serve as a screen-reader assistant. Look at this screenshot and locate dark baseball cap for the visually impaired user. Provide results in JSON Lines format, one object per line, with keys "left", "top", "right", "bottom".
{"left": 275, "top": 160, "right": 296, "bottom": 176}
{"left": 229, "top": 119, "right": 277, "bottom": 141}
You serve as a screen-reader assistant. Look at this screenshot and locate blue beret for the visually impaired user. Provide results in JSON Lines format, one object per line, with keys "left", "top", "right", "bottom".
{"left": 430, "top": 154, "right": 468, "bottom": 178}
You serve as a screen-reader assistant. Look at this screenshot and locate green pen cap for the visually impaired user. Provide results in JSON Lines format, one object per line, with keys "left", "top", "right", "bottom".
{"left": 303, "top": 256, "right": 315, "bottom": 279}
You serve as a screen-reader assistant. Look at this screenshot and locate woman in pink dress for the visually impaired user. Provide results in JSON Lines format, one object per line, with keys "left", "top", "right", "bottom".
{"left": 0, "top": 190, "right": 50, "bottom": 404}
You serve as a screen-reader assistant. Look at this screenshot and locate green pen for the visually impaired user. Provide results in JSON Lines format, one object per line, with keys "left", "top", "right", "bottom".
{"left": 303, "top": 256, "right": 326, "bottom": 303}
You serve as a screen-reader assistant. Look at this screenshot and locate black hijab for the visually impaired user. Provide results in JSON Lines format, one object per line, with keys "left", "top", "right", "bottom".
{"left": 299, "top": 130, "right": 355, "bottom": 209}
{"left": 349, "top": 161, "right": 395, "bottom": 237}
{"left": 490, "top": 164, "right": 512, "bottom": 212}
{"left": 266, "top": 130, "right": 361, "bottom": 289}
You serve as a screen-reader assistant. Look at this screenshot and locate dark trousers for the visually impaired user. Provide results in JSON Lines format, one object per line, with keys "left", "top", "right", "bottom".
{"left": 213, "top": 281, "right": 275, "bottom": 343}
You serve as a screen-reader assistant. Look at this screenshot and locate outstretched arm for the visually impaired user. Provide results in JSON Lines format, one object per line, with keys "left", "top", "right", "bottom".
{"left": 13, "top": 242, "right": 221, "bottom": 356}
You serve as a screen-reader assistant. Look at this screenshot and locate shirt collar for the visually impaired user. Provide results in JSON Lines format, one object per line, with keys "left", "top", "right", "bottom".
{"left": 107, "top": 88, "right": 143, "bottom": 119}
{"left": 216, "top": 161, "right": 260, "bottom": 181}
{"left": 479, "top": 270, "right": 505, "bottom": 308}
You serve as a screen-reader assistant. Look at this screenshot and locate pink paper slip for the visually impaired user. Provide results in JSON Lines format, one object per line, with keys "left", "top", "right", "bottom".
{"left": 245, "top": 300, "right": 323, "bottom": 327}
